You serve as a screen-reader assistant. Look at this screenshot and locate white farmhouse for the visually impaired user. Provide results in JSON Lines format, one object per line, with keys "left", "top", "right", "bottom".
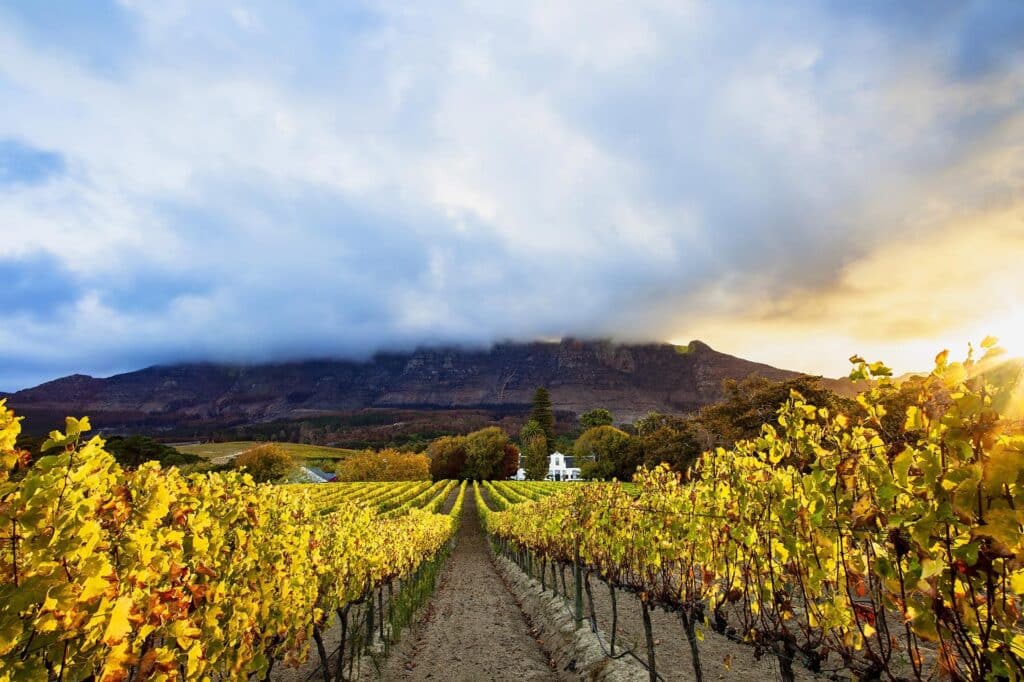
{"left": 514, "top": 451, "right": 583, "bottom": 481}
{"left": 547, "top": 451, "right": 582, "bottom": 481}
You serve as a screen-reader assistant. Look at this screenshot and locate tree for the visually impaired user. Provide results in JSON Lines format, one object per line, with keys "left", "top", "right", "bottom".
{"left": 104, "top": 435, "right": 202, "bottom": 469}
{"left": 520, "top": 420, "right": 549, "bottom": 480}
{"left": 233, "top": 444, "right": 296, "bottom": 483}
{"left": 336, "top": 448, "right": 431, "bottom": 481}
{"left": 498, "top": 443, "right": 520, "bottom": 480}
{"left": 634, "top": 410, "right": 670, "bottom": 436}
{"left": 551, "top": 434, "right": 575, "bottom": 455}
{"left": 574, "top": 425, "right": 634, "bottom": 480}
{"left": 627, "top": 411, "right": 704, "bottom": 472}
{"left": 530, "top": 387, "right": 555, "bottom": 447}
{"left": 426, "top": 435, "right": 468, "bottom": 480}
{"left": 463, "top": 426, "right": 511, "bottom": 480}
{"left": 579, "top": 408, "right": 614, "bottom": 429}
{"left": 637, "top": 423, "right": 703, "bottom": 473}
{"left": 697, "top": 375, "right": 850, "bottom": 449}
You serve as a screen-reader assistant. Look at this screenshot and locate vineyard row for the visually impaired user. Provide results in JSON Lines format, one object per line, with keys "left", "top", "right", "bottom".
{"left": 0, "top": 409, "right": 466, "bottom": 682}
{"left": 477, "top": 349, "right": 1024, "bottom": 681}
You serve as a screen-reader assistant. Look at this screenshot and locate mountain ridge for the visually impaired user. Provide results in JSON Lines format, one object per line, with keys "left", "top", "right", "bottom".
{"left": 8, "top": 339, "right": 815, "bottom": 430}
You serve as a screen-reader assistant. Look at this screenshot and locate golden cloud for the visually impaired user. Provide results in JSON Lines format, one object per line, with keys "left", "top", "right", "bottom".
{"left": 678, "top": 204, "right": 1024, "bottom": 377}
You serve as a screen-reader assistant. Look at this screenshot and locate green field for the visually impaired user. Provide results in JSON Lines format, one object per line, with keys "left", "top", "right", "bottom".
{"left": 174, "top": 441, "right": 359, "bottom": 462}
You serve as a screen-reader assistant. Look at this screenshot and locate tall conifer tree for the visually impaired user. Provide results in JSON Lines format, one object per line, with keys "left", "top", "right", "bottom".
{"left": 530, "top": 387, "right": 555, "bottom": 449}
{"left": 520, "top": 419, "right": 549, "bottom": 480}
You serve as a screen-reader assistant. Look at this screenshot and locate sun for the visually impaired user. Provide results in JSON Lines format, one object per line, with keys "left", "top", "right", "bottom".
{"left": 978, "top": 305, "right": 1024, "bottom": 359}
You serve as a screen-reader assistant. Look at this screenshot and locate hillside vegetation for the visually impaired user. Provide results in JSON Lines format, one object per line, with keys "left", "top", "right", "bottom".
{"left": 175, "top": 440, "right": 358, "bottom": 462}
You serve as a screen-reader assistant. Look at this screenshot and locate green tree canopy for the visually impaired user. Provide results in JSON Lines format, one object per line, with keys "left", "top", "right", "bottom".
{"left": 636, "top": 421, "right": 703, "bottom": 473}
{"left": 697, "top": 375, "right": 850, "bottom": 449}
{"left": 530, "top": 387, "right": 555, "bottom": 447}
{"left": 463, "top": 426, "right": 512, "bottom": 480}
{"left": 574, "top": 425, "right": 634, "bottom": 480}
{"left": 622, "top": 411, "right": 705, "bottom": 474}
{"left": 104, "top": 436, "right": 202, "bottom": 469}
{"left": 579, "top": 408, "right": 614, "bottom": 429}
{"left": 519, "top": 419, "right": 549, "bottom": 480}
{"left": 634, "top": 410, "right": 670, "bottom": 436}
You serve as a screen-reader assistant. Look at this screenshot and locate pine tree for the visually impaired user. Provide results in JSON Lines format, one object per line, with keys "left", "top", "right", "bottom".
{"left": 530, "top": 387, "right": 555, "bottom": 448}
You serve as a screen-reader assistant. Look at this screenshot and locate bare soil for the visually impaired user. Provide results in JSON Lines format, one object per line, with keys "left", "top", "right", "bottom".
{"left": 378, "top": 492, "right": 562, "bottom": 681}
{"left": 278, "top": 486, "right": 833, "bottom": 682}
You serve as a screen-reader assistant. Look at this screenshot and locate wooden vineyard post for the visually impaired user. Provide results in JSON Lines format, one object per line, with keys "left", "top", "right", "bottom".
{"left": 378, "top": 587, "right": 385, "bottom": 642}
{"left": 573, "top": 549, "right": 584, "bottom": 629}
{"left": 640, "top": 599, "right": 657, "bottom": 682}
{"left": 680, "top": 609, "right": 704, "bottom": 682}
{"left": 365, "top": 591, "right": 375, "bottom": 647}
{"left": 312, "top": 626, "right": 331, "bottom": 682}
{"left": 334, "top": 606, "right": 349, "bottom": 682}
{"left": 609, "top": 583, "right": 617, "bottom": 655}
{"left": 583, "top": 570, "right": 598, "bottom": 633}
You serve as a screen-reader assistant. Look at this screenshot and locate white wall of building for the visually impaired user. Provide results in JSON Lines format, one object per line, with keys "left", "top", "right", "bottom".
{"left": 514, "top": 451, "right": 582, "bottom": 481}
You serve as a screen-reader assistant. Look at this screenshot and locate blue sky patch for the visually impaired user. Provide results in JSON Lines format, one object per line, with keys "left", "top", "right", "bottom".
{"left": 0, "top": 139, "right": 66, "bottom": 186}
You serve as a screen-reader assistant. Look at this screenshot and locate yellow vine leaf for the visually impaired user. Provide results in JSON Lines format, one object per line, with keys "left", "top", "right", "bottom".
{"left": 102, "top": 597, "right": 134, "bottom": 645}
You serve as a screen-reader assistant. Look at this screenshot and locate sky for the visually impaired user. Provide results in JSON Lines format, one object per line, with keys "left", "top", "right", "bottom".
{"left": 1, "top": 1, "right": 1023, "bottom": 391}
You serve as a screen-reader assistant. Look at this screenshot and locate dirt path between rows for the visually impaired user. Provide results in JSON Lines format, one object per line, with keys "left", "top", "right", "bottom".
{"left": 379, "top": 492, "right": 562, "bottom": 681}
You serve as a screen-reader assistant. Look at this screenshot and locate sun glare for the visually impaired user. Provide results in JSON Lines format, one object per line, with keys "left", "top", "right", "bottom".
{"left": 973, "top": 304, "right": 1024, "bottom": 359}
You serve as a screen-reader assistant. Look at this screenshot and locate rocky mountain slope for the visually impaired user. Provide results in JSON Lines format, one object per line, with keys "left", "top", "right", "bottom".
{"left": 9, "top": 339, "right": 804, "bottom": 429}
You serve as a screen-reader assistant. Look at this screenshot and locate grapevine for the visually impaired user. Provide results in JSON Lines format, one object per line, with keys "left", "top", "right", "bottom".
{"left": 0, "top": 405, "right": 457, "bottom": 681}
{"left": 483, "top": 343, "right": 1024, "bottom": 680}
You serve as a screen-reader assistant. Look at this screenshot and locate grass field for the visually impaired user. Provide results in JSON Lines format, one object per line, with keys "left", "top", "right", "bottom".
{"left": 174, "top": 441, "right": 359, "bottom": 462}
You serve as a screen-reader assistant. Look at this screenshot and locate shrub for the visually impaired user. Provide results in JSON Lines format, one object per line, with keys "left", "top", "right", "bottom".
{"left": 335, "top": 449, "right": 430, "bottom": 481}
{"left": 232, "top": 444, "right": 296, "bottom": 482}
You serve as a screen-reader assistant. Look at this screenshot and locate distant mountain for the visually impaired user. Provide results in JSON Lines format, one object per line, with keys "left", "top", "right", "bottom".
{"left": 8, "top": 339, "right": 805, "bottom": 430}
